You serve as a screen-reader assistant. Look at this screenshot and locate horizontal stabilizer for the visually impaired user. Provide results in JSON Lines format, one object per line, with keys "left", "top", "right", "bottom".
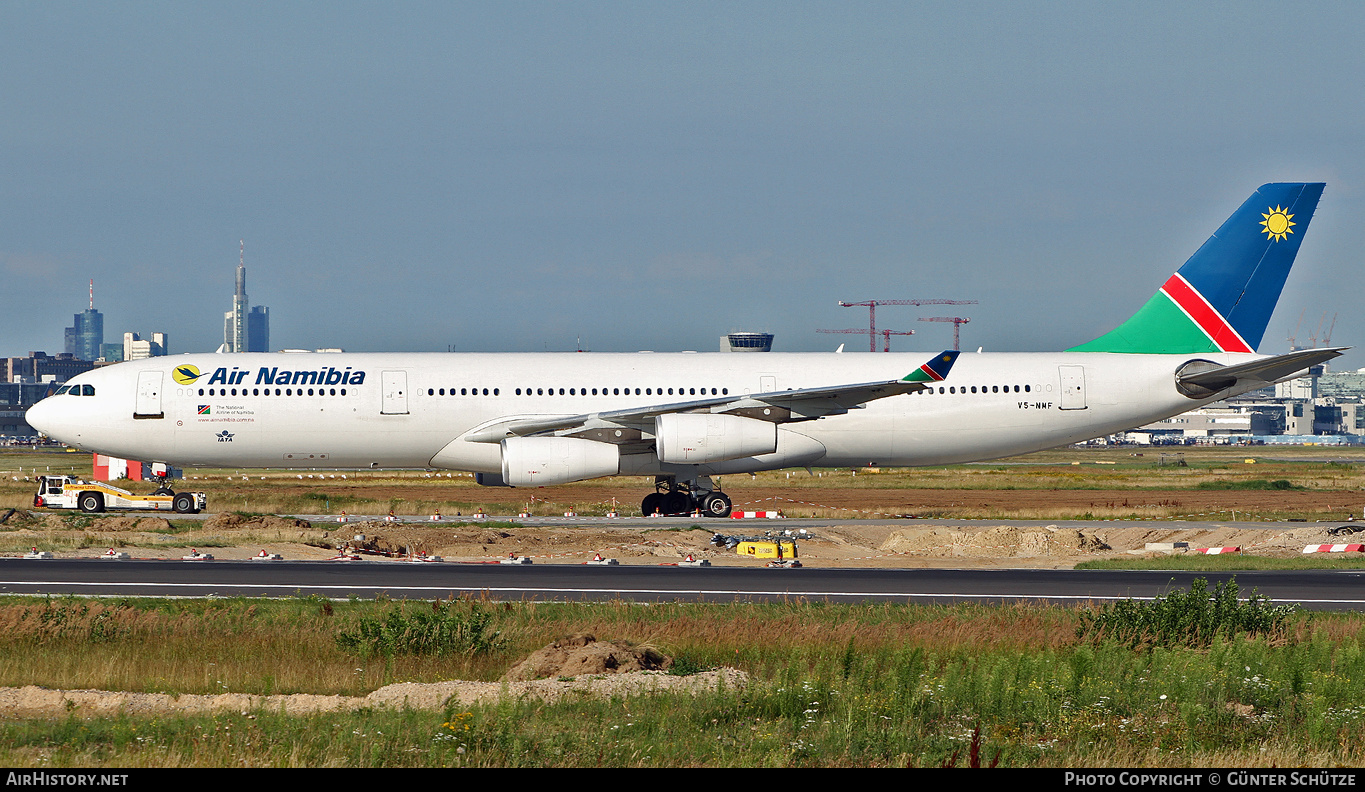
{"left": 1175, "top": 347, "right": 1345, "bottom": 398}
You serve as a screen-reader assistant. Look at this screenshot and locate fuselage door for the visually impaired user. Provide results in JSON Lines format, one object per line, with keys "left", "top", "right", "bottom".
{"left": 381, "top": 370, "right": 409, "bottom": 415}
{"left": 134, "top": 371, "right": 164, "bottom": 419}
{"left": 1058, "top": 365, "right": 1087, "bottom": 410}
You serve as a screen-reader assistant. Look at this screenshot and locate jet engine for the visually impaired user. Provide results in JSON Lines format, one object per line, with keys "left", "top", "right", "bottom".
{"left": 500, "top": 436, "right": 620, "bottom": 487}
{"left": 654, "top": 413, "right": 778, "bottom": 464}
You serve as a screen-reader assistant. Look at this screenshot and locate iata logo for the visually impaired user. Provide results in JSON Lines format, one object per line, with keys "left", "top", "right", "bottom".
{"left": 173, "top": 364, "right": 203, "bottom": 385}
{"left": 216, "top": 430, "right": 234, "bottom": 442}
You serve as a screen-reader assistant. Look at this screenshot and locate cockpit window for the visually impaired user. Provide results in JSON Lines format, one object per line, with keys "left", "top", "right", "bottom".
{"left": 55, "top": 386, "right": 70, "bottom": 395}
{"left": 82, "top": 384, "right": 95, "bottom": 396}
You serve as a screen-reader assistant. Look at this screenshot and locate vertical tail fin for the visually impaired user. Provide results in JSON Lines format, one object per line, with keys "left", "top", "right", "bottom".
{"left": 1069, "top": 183, "right": 1324, "bottom": 354}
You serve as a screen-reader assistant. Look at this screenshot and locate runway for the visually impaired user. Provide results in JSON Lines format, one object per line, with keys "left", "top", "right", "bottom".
{"left": 4, "top": 559, "right": 1365, "bottom": 610}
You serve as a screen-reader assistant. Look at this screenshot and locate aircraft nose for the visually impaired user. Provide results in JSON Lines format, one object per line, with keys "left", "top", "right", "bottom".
{"left": 25, "top": 397, "right": 68, "bottom": 442}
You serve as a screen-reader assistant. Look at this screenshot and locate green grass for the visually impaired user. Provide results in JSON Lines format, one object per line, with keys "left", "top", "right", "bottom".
{"left": 3, "top": 594, "right": 1365, "bottom": 765}
{"left": 1077, "top": 554, "right": 1365, "bottom": 571}
{"left": 1194, "top": 478, "right": 1303, "bottom": 490}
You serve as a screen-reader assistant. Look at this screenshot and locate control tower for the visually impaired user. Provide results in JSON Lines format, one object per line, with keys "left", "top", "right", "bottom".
{"left": 719, "top": 331, "right": 774, "bottom": 352}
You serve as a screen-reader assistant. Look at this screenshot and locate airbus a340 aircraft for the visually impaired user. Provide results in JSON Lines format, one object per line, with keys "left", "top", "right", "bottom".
{"left": 27, "top": 183, "right": 1342, "bottom": 517}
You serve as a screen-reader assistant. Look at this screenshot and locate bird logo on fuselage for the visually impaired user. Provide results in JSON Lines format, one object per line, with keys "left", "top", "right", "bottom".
{"left": 172, "top": 365, "right": 202, "bottom": 385}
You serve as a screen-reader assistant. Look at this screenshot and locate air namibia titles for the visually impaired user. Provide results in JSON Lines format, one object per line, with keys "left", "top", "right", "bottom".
{"left": 205, "top": 367, "right": 368, "bottom": 386}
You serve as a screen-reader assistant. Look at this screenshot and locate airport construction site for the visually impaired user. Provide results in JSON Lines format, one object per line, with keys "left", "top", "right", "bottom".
{"left": 4, "top": 508, "right": 1365, "bottom": 568}
{"left": 6, "top": 445, "right": 1365, "bottom": 568}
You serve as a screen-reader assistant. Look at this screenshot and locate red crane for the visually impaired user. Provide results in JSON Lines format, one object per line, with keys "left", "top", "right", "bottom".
{"left": 817, "top": 328, "right": 916, "bottom": 352}
{"left": 918, "top": 316, "right": 971, "bottom": 351}
{"left": 835, "top": 299, "right": 977, "bottom": 351}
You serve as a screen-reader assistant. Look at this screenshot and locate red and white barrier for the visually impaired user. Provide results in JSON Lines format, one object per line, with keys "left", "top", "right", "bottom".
{"left": 731, "top": 511, "right": 784, "bottom": 519}
{"left": 1303, "top": 544, "right": 1365, "bottom": 554}
{"left": 1196, "top": 547, "right": 1241, "bottom": 554}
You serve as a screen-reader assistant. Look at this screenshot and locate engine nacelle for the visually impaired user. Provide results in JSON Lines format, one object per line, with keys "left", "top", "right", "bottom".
{"left": 655, "top": 413, "right": 778, "bottom": 464}
{"left": 500, "top": 436, "right": 620, "bottom": 487}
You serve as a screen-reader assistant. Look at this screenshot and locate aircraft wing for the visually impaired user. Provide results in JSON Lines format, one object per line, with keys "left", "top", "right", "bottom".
{"left": 1175, "top": 347, "right": 1345, "bottom": 398}
{"left": 462, "top": 350, "right": 961, "bottom": 444}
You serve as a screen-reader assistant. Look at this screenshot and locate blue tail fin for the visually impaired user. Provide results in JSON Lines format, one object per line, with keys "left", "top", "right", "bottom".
{"left": 1070, "top": 183, "right": 1324, "bottom": 353}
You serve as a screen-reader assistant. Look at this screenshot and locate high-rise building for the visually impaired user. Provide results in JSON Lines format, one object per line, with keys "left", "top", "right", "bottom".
{"left": 124, "top": 332, "right": 167, "bottom": 360}
{"left": 247, "top": 305, "right": 270, "bottom": 352}
{"left": 64, "top": 280, "right": 103, "bottom": 361}
{"left": 223, "top": 241, "right": 270, "bottom": 352}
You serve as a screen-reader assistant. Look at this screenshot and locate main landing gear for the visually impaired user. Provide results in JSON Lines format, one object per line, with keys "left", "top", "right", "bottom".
{"left": 641, "top": 475, "right": 732, "bottom": 518}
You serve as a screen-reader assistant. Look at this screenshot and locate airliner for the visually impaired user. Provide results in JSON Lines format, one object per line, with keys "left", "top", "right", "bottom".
{"left": 26, "top": 183, "right": 1342, "bottom": 517}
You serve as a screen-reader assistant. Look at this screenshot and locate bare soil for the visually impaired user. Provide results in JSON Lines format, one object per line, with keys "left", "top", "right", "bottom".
{"left": 0, "top": 634, "right": 746, "bottom": 718}
{"left": 7, "top": 503, "right": 1362, "bottom": 568}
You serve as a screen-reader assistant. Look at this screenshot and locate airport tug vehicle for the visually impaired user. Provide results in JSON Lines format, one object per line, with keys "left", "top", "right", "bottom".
{"left": 33, "top": 475, "right": 206, "bottom": 514}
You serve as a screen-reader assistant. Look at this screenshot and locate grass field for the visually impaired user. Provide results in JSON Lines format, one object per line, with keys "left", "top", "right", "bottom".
{"left": 4, "top": 594, "right": 1365, "bottom": 767}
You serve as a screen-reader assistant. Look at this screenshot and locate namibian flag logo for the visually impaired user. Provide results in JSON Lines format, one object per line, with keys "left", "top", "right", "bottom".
{"left": 902, "top": 350, "right": 961, "bottom": 383}
{"left": 197, "top": 405, "right": 211, "bottom": 415}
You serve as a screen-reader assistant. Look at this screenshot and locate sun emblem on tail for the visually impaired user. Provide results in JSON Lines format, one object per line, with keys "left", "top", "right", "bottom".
{"left": 1260, "top": 205, "right": 1295, "bottom": 242}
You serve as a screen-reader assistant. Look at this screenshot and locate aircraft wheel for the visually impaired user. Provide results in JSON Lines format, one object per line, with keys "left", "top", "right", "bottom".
{"left": 173, "top": 493, "right": 196, "bottom": 514}
{"left": 701, "top": 492, "right": 732, "bottom": 518}
{"left": 78, "top": 492, "right": 104, "bottom": 513}
{"left": 660, "top": 491, "right": 690, "bottom": 516}
{"left": 641, "top": 493, "right": 663, "bottom": 516}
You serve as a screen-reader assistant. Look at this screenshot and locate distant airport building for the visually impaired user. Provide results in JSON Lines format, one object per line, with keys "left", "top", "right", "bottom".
{"left": 123, "top": 332, "right": 168, "bottom": 360}
{"left": 4, "top": 352, "right": 94, "bottom": 384}
{"left": 63, "top": 281, "right": 103, "bottom": 361}
{"left": 223, "top": 242, "right": 270, "bottom": 352}
{"left": 720, "top": 332, "right": 774, "bottom": 352}
{"left": 0, "top": 382, "right": 59, "bottom": 439}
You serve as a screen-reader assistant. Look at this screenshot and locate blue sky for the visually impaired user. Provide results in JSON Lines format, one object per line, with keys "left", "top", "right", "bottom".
{"left": 3, "top": 2, "right": 1363, "bottom": 365}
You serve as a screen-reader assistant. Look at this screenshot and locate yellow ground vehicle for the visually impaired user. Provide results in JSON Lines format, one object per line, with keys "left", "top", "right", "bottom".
{"left": 34, "top": 475, "right": 206, "bottom": 514}
{"left": 735, "top": 539, "right": 798, "bottom": 559}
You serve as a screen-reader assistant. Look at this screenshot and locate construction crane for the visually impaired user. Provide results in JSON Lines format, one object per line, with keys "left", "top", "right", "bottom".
{"left": 918, "top": 316, "right": 971, "bottom": 350}
{"left": 817, "top": 328, "right": 916, "bottom": 352}
{"left": 835, "top": 299, "right": 977, "bottom": 352}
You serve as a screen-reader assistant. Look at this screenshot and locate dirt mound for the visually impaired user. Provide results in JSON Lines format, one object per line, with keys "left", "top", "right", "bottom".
{"left": 0, "top": 668, "right": 750, "bottom": 717}
{"left": 203, "top": 513, "right": 312, "bottom": 532}
{"left": 502, "top": 633, "right": 671, "bottom": 681}
{"left": 880, "top": 524, "right": 1111, "bottom": 557}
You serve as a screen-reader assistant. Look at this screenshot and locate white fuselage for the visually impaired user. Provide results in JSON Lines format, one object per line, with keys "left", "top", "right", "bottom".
{"left": 27, "top": 350, "right": 1251, "bottom": 477}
